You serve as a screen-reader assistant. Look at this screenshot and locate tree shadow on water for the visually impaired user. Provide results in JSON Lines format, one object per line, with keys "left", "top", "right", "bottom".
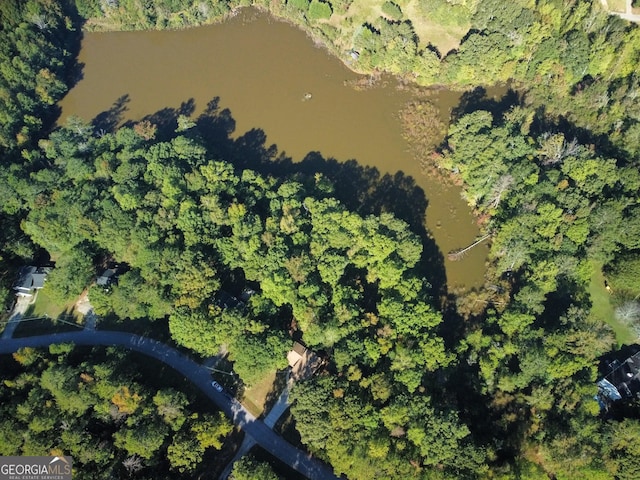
{"left": 450, "top": 86, "right": 521, "bottom": 124}
{"left": 196, "top": 102, "right": 447, "bottom": 296}
{"left": 125, "top": 97, "right": 448, "bottom": 295}
{"left": 92, "top": 96, "right": 198, "bottom": 141}
{"left": 92, "top": 94, "right": 130, "bottom": 133}
{"left": 196, "top": 97, "right": 237, "bottom": 158}
{"left": 233, "top": 128, "right": 282, "bottom": 170}
{"left": 138, "top": 98, "right": 196, "bottom": 141}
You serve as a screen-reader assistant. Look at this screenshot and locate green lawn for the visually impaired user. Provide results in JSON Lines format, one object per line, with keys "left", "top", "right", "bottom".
{"left": 241, "top": 369, "right": 278, "bottom": 417}
{"left": 28, "top": 288, "right": 78, "bottom": 320}
{"left": 589, "top": 261, "right": 638, "bottom": 346}
{"left": 13, "top": 289, "right": 83, "bottom": 337}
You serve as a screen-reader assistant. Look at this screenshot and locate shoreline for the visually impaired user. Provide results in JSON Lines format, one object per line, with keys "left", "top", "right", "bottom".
{"left": 82, "top": 5, "right": 478, "bottom": 92}
{"left": 75, "top": 5, "right": 491, "bottom": 291}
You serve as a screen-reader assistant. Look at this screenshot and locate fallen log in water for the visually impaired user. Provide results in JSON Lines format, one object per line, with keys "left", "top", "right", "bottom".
{"left": 447, "top": 233, "right": 492, "bottom": 261}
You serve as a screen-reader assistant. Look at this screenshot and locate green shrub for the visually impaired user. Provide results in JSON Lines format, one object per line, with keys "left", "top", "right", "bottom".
{"left": 330, "top": 0, "right": 353, "bottom": 15}
{"left": 288, "top": 0, "right": 310, "bottom": 11}
{"left": 74, "top": 0, "right": 102, "bottom": 18}
{"left": 319, "top": 22, "right": 339, "bottom": 41}
{"left": 382, "top": 1, "right": 402, "bottom": 21}
{"left": 308, "top": 0, "right": 332, "bottom": 20}
{"left": 606, "top": 253, "right": 640, "bottom": 299}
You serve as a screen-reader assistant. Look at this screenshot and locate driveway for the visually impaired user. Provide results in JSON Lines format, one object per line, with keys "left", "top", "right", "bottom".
{"left": 1, "top": 295, "right": 33, "bottom": 340}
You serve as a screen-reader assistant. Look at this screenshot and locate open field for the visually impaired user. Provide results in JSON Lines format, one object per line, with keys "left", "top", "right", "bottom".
{"left": 589, "top": 262, "right": 638, "bottom": 346}
{"left": 325, "top": 0, "right": 469, "bottom": 57}
{"left": 402, "top": 0, "right": 470, "bottom": 54}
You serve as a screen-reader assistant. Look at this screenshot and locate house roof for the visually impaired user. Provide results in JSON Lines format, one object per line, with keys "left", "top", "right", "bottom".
{"left": 13, "top": 266, "right": 50, "bottom": 293}
{"left": 31, "top": 273, "right": 47, "bottom": 289}
{"left": 96, "top": 268, "right": 118, "bottom": 286}
{"left": 292, "top": 341, "right": 306, "bottom": 356}
{"left": 290, "top": 342, "right": 323, "bottom": 381}
{"left": 287, "top": 342, "right": 308, "bottom": 367}
{"left": 15, "top": 266, "right": 37, "bottom": 291}
{"left": 597, "top": 351, "right": 640, "bottom": 407}
{"left": 287, "top": 349, "right": 303, "bottom": 367}
{"left": 239, "top": 287, "right": 256, "bottom": 302}
{"left": 216, "top": 291, "right": 243, "bottom": 309}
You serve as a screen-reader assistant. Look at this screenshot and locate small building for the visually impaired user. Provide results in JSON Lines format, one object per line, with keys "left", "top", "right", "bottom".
{"left": 287, "top": 341, "right": 323, "bottom": 381}
{"left": 596, "top": 351, "right": 640, "bottom": 410}
{"left": 287, "top": 341, "right": 307, "bottom": 368}
{"left": 239, "top": 287, "right": 256, "bottom": 303}
{"left": 215, "top": 291, "right": 242, "bottom": 309}
{"left": 214, "top": 287, "right": 255, "bottom": 310}
{"left": 96, "top": 267, "right": 119, "bottom": 287}
{"left": 13, "top": 266, "right": 51, "bottom": 297}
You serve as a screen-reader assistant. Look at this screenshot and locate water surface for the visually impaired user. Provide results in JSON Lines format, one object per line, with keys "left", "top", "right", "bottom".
{"left": 60, "top": 9, "right": 488, "bottom": 288}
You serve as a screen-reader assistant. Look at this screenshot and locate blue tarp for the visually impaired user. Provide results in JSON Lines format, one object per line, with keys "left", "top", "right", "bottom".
{"left": 597, "top": 378, "right": 622, "bottom": 402}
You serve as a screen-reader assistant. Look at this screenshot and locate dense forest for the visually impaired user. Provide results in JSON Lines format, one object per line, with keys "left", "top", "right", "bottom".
{"left": 0, "top": 344, "right": 233, "bottom": 479}
{"left": 1, "top": 0, "right": 640, "bottom": 479}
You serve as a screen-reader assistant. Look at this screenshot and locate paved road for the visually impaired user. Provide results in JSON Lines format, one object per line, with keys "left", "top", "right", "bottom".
{"left": 220, "top": 371, "right": 294, "bottom": 479}
{"left": 0, "top": 330, "right": 340, "bottom": 480}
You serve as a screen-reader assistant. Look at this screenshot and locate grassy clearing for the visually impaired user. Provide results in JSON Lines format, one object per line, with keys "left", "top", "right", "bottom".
{"left": 325, "top": 0, "right": 469, "bottom": 56}
{"left": 12, "top": 289, "right": 83, "bottom": 337}
{"left": 589, "top": 261, "right": 638, "bottom": 346}
{"left": 28, "top": 289, "right": 79, "bottom": 321}
{"left": 402, "top": 0, "right": 469, "bottom": 54}
{"left": 414, "top": 21, "right": 469, "bottom": 55}
{"left": 242, "top": 369, "right": 277, "bottom": 417}
{"left": 607, "top": 0, "right": 628, "bottom": 13}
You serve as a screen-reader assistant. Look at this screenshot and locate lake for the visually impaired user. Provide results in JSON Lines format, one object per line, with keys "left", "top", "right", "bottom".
{"left": 59, "top": 8, "right": 490, "bottom": 289}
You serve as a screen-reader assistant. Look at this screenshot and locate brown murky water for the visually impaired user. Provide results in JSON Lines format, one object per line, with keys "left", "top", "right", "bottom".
{"left": 59, "top": 9, "right": 488, "bottom": 288}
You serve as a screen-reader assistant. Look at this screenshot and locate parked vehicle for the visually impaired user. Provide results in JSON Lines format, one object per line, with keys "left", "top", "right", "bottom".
{"left": 211, "top": 380, "right": 223, "bottom": 392}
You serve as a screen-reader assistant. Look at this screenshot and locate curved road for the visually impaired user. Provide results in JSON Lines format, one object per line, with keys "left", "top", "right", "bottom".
{"left": 0, "top": 330, "right": 340, "bottom": 480}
